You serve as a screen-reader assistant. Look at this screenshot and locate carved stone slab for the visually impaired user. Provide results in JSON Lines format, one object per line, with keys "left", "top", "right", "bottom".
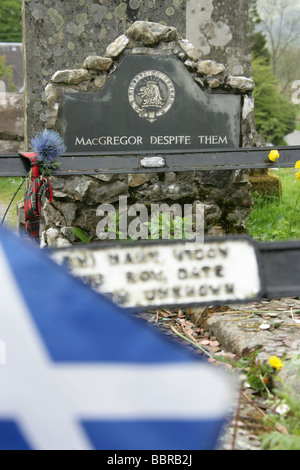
{"left": 63, "top": 55, "right": 241, "bottom": 155}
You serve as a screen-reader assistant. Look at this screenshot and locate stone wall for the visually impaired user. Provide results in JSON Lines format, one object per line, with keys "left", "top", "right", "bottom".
{"left": 22, "top": 0, "right": 253, "bottom": 146}
{"left": 41, "top": 21, "right": 258, "bottom": 247}
{"left": 0, "top": 92, "right": 24, "bottom": 153}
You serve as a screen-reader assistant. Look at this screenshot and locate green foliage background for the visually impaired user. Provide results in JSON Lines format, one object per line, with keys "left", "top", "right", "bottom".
{"left": 249, "top": 0, "right": 297, "bottom": 145}
{"left": 0, "top": 0, "right": 22, "bottom": 43}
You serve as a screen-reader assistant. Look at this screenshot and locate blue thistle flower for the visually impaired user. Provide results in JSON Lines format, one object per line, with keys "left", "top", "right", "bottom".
{"left": 30, "top": 129, "right": 66, "bottom": 175}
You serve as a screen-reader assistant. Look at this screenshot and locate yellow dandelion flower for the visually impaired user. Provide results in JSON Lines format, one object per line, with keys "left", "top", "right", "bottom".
{"left": 295, "top": 161, "right": 300, "bottom": 169}
{"left": 268, "top": 150, "right": 280, "bottom": 162}
{"left": 268, "top": 355, "right": 284, "bottom": 371}
{"left": 297, "top": 172, "right": 300, "bottom": 181}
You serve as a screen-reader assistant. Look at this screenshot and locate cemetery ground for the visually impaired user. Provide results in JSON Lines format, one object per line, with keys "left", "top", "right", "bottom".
{"left": 138, "top": 298, "right": 300, "bottom": 451}
{"left": 1, "top": 169, "right": 300, "bottom": 450}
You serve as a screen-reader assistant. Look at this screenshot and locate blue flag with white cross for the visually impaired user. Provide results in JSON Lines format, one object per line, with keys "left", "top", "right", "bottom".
{"left": 0, "top": 228, "right": 234, "bottom": 450}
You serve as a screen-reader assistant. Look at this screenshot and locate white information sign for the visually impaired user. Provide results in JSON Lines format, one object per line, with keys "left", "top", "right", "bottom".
{"left": 50, "top": 239, "right": 262, "bottom": 309}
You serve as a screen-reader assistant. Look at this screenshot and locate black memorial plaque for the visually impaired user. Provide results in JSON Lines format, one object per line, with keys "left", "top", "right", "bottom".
{"left": 63, "top": 55, "right": 241, "bottom": 154}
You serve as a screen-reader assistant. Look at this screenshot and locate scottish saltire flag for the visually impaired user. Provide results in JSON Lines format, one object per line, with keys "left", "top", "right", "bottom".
{"left": 0, "top": 229, "right": 234, "bottom": 450}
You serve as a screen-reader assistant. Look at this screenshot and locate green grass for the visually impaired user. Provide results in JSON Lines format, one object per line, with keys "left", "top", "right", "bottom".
{"left": 0, "top": 177, "right": 25, "bottom": 229}
{"left": 248, "top": 168, "right": 300, "bottom": 241}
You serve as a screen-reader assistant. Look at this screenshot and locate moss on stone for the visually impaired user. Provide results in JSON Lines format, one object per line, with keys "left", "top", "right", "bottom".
{"left": 249, "top": 171, "right": 282, "bottom": 196}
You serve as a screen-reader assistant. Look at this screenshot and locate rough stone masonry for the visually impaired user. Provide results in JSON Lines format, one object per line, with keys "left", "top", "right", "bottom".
{"left": 39, "top": 20, "right": 261, "bottom": 247}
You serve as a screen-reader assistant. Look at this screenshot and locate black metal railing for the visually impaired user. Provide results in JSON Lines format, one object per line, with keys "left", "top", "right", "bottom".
{"left": 0, "top": 145, "right": 299, "bottom": 177}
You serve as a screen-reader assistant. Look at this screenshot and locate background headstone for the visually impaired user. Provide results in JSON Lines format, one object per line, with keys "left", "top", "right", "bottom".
{"left": 0, "top": 43, "right": 23, "bottom": 91}
{"left": 0, "top": 92, "right": 24, "bottom": 154}
{"left": 0, "top": 43, "right": 24, "bottom": 153}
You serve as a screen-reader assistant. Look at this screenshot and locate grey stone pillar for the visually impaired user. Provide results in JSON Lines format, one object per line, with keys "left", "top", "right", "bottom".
{"left": 186, "top": 0, "right": 252, "bottom": 78}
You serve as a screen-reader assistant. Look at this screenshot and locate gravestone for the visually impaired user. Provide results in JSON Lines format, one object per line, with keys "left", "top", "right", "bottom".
{"left": 22, "top": 0, "right": 258, "bottom": 247}
{"left": 22, "top": 0, "right": 253, "bottom": 145}
{"left": 63, "top": 54, "right": 241, "bottom": 154}
{"left": 39, "top": 21, "right": 256, "bottom": 247}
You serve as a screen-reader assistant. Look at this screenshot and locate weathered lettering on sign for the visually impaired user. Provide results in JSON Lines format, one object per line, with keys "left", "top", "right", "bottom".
{"left": 63, "top": 55, "right": 241, "bottom": 154}
{"left": 50, "top": 238, "right": 262, "bottom": 309}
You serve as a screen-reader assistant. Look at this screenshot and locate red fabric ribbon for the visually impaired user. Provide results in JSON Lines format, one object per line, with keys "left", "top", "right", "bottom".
{"left": 20, "top": 152, "right": 40, "bottom": 181}
{"left": 19, "top": 152, "right": 53, "bottom": 243}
